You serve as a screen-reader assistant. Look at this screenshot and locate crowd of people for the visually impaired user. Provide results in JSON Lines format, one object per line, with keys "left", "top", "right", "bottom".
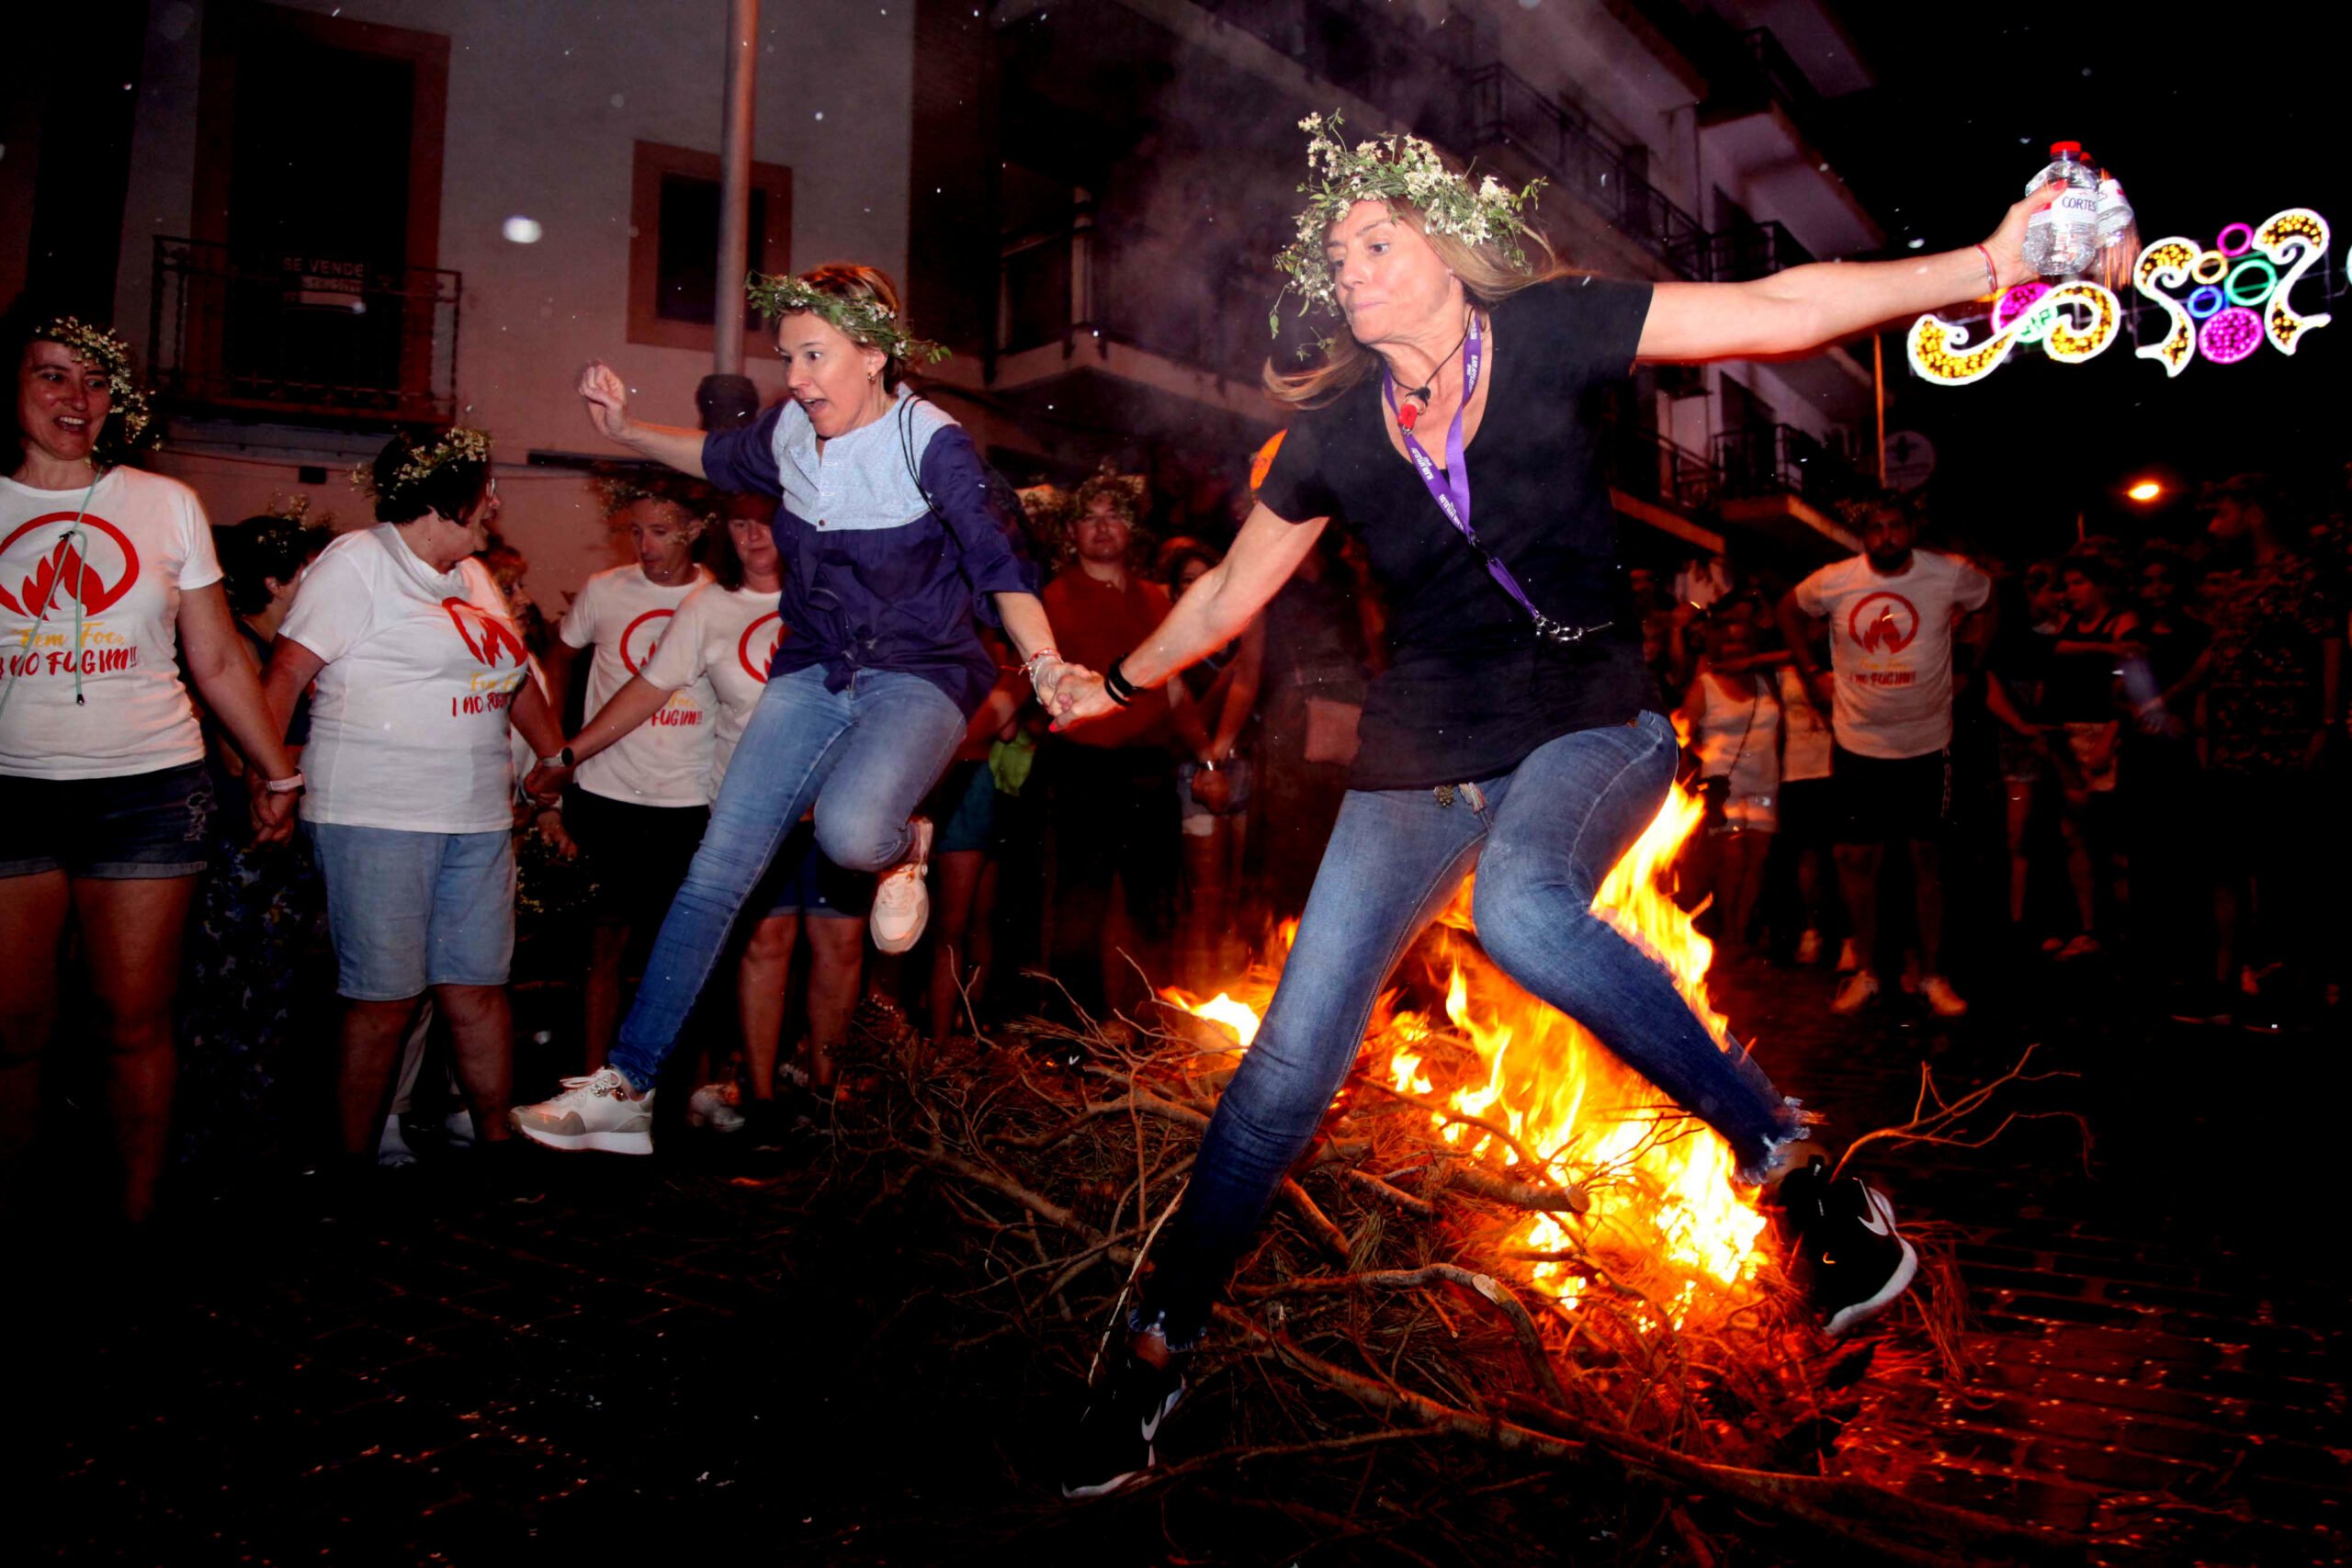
{"left": 4, "top": 115, "right": 2345, "bottom": 1504}
{"left": 1635, "top": 476, "right": 2346, "bottom": 1032}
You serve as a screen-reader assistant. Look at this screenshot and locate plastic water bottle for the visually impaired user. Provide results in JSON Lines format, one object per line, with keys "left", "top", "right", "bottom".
{"left": 2094, "top": 173, "right": 2134, "bottom": 250}
{"left": 2021, "top": 141, "right": 2101, "bottom": 278}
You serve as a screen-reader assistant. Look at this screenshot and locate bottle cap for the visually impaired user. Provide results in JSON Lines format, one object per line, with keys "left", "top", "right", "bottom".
{"left": 2051, "top": 140, "right": 2083, "bottom": 157}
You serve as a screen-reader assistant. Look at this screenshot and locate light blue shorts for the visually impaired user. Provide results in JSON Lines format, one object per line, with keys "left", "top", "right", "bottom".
{"left": 306, "top": 822, "right": 515, "bottom": 999}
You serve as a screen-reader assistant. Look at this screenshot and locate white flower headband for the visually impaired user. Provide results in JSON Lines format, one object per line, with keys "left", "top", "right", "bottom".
{"left": 1272, "top": 111, "right": 1545, "bottom": 337}
{"left": 33, "top": 317, "right": 155, "bottom": 446}
{"left": 349, "top": 426, "right": 492, "bottom": 501}
{"left": 745, "top": 272, "right": 948, "bottom": 366}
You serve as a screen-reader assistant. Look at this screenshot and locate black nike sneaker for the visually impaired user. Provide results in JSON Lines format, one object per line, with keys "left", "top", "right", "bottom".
{"left": 1772, "top": 1156, "right": 1919, "bottom": 1337}
{"left": 1058, "top": 1344, "right": 1191, "bottom": 1499}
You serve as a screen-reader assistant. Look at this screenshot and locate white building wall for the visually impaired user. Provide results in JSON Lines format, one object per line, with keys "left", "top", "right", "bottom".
{"left": 113, "top": 0, "right": 915, "bottom": 609}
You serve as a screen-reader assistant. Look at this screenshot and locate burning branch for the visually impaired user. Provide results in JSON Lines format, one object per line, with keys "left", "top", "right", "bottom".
{"left": 1833, "top": 1044, "right": 2090, "bottom": 1180}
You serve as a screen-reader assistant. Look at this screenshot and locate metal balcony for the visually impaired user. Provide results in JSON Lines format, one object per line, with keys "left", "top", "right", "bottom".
{"left": 150, "top": 238, "right": 460, "bottom": 425}
{"left": 1715, "top": 423, "right": 1871, "bottom": 511}
{"left": 1458, "top": 63, "right": 1706, "bottom": 278}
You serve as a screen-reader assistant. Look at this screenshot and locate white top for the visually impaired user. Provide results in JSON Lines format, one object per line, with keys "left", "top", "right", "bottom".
{"left": 557, "top": 563, "right": 716, "bottom": 807}
{"left": 0, "top": 468, "right": 220, "bottom": 780}
{"left": 767, "top": 389, "right": 954, "bottom": 534}
{"left": 1777, "top": 665, "right": 1834, "bottom": 783}
{"left": 1691, "top": 671, "right": 1781, "bottom": 801}
{"left": 281, "top": 525, "right": 531, "bottom": 833}
{"left": 1792, "top": 550, "right": 1992, "bottom": 760}
{"left": 638, "top": 582, "right": 785, "bottom": 791}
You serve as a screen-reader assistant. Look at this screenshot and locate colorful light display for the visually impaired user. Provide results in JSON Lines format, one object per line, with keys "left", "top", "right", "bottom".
{"left": 1909, "top": 207, "right": 2334, "bottom": 383}
{"left": 1906, "top": 278, "right": 2120, "bottom": 386}
{"left": 2133, "top": 207, "right": 2331, "bottom": 376}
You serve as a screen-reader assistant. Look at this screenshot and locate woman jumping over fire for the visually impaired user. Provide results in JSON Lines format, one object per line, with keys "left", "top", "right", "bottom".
{"left": 1054, "top": 113, "right": 2057, "bottom": 1496}
{"left": 511, "top": 265, "right": 1069, "bottom": 1150}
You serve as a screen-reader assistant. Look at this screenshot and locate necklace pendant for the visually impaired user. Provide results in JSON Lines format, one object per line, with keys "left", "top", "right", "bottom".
{"left": 1396, "top": 401, "right": 1420, "bottom": 433}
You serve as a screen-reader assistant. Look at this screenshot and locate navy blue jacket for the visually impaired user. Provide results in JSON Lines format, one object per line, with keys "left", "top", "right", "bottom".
{"left": 702, "top": 392, "right": 1040, "bottom": 716}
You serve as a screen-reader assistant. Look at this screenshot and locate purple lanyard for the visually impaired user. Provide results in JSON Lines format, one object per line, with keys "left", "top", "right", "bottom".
{"left": 1381, "top": 314, "right": 1610, "bottom": 647}
{"left": 1383, "top": 314, "right": 1542, "bottom": 626}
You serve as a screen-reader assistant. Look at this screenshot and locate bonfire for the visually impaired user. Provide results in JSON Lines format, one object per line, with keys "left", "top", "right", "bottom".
{"left": 829, "top": 782, "right": 2075, "bottom": 1563}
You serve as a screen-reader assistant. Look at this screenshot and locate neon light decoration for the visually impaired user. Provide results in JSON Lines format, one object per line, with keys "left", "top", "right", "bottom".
{"left": 2132, "top": 208, "right": 2332, "bottom": 375}
{"left": 2199, "top": 307, "right": 2263, "bottom": 364}
{"left": 1906, "top": 279, "right": 2120, "bottom": 385}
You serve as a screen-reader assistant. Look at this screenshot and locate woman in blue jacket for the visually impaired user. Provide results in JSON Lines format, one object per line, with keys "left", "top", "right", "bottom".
{"left": 514, "top": 265, "right": 1071, "bottom": 1151}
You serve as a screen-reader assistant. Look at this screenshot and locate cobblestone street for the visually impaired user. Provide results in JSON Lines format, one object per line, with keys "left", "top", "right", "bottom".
{"left": 25, "top": 956, "right": 2347, "bottom": 1567}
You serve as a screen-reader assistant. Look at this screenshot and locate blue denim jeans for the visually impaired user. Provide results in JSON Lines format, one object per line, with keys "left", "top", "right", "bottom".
{"left": 1141, "top": 710, "right": 1804, "bottom": 1346}
{"left": 608, "top": 665, "right": 964, "bottom": 1089}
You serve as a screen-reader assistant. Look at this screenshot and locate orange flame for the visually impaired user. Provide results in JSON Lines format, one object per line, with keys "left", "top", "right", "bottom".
{"left": 1166, "top": 784, "right": 1767, "bottom": 1331}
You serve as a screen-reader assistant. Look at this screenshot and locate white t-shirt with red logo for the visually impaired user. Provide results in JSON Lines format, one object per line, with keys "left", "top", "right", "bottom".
{"left": 1792, "top": 549, "right": 1992, "bottom": 760}
{"left": 638, "top": 583, "right": 784, "bottom": 792}
{"left": 281, "top": 524, "right": 533, "bottom": 833}
{"left": 558, "top": 564, "right": 716, "bottom": 807}
{"left": 0, "top": 467, "right": 221, "bottom": 780}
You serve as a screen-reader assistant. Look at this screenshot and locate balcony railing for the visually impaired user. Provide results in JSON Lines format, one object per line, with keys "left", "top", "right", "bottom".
{"left": 150, "top": 238, "right": 460, "bottom": 424}
{"left": 1669, "top": 220, "right": 1815, "bottom": 283}
{"left": 1603, "top": 421, "right": 1718, "bottom": 516}
{"left": 1458, "top": 63, "right": 1705, "bottom": 277}
{"left": 997, "top": 217, "right": 1273, "bottom": 387}
{"left": 1179, "top": 1, "right": 1710, "bottom": 280}
{"left": 1715, "top": 423, "right": 1871, "bottom": 511}
{"left": 1737, "top": 28, "right": 1827, "bottom": 138}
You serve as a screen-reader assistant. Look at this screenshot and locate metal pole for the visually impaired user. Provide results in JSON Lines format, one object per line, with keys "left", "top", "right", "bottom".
{"left": 1871, "top": 333, "right": 1887, "bottom": 487}
{"left": 699, "top": 0, "right": 761, "bottom": 429}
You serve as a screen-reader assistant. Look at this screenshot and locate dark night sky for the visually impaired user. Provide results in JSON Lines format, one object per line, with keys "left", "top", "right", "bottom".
{"left": 1816, "top": 1, "right": 2347, "bottom": 557}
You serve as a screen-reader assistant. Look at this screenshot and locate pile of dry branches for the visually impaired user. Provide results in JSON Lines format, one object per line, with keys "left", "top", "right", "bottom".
{"left": 818, "top": 986, "right": 2082, "bottom": 1566}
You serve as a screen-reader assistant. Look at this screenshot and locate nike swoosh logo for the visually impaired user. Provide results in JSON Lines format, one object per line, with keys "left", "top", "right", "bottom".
{"left": 1858, "top": 1190, "right": 1894, "bottom": 1237}
{"left": 1139, "top": 1384, "right": 1184, "bottom": 1441}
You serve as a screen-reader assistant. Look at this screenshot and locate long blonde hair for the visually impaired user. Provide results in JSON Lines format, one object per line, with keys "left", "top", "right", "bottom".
{"left": 1264, "top": 203, "right": 1570, "bottom": 410}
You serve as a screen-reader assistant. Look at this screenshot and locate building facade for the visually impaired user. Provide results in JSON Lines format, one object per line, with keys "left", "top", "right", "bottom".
{"left": 9, "top": 0, "right": 1890, "bottom": 609}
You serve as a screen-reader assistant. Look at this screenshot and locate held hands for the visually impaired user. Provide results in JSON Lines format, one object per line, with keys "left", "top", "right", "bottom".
{"left": 245, "top": 774, "right": 298, "bottom": 846}
{"left": 521, "top": 759, "right": 573, "bottom": 806}
{"left": 577, "top": 361, "right": 634, "bottom": 443}
{"left": 1048, "top": 667, "right": 1121, "bottom": 730}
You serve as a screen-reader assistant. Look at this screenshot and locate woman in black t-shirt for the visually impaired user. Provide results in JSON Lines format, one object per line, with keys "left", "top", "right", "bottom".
{"left": 1054, "top": 118, "right": 2060, "bottom": 1496}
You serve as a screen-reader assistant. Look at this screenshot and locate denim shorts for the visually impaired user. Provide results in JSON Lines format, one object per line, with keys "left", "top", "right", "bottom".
{"left": 752, "top": 819, "right": 872, "bottom": 919}
{"left": 0, "top": 761, "right": 215, "bottom": 880}
{"left": 930, "top": 760, "right": 998, "bottom": 854}
{"left": 306, "top": 821, "right": 515, "bottom": 998}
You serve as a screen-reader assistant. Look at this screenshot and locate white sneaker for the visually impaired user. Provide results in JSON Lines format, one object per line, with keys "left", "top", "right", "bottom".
{"left": 509, "top": 1066, "right": 654, "bottom": 1154}
{"left": 1795, "top": 929, "right": 1823, "bottom": 965}
{"left": 870, "top": 816, "right": 934, "bottom": 955}
{"left": 1831, "top": 971, "right": 1881, "bottom": 1015}
{"left": 442, "top": 1107, "right": 477, "bottom": 1148}
{"left": 1835, "top": 939, "right": 1860, "bottom": 975}
{"left": 376, "top": 1112, "right": 417, "bottom": 1168}
{"left": 1922, "top": 976, "right": 1969, "bottom": 1018}
{"left": 686, "top": 1081, "right": 746, "bottom": 1132}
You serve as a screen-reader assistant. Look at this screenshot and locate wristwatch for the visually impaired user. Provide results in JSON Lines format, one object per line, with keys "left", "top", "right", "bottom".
{"left": 539, "top": 747, "right": 576, "bottom": 770}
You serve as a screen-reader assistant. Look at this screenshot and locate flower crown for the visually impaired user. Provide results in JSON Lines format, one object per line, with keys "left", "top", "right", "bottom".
{"left": 34, "top": 317, "right": 155, "bottom": 446}
{"left": 349, "top": 426, "right": 492, "bottom": 502}
{"left": 591, "top": 465, "right": 718, "bottom": 529}
{"left": 744, "top": 272, "right": 949, "bottom": 367}
{"left": 1271, "top": 112, "right": 1545, "bottom": 335}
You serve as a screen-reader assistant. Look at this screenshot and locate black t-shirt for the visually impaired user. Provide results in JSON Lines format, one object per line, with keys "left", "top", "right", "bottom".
{"left": 1255, "top": 276, "right": 1660, "bottom": 790}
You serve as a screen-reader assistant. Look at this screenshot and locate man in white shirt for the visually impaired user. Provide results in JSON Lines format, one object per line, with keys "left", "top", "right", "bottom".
{"left": 546, "top": 487, "right": 718, "bottom": 1072}
{"left": 1780, "top": 498, "right": 1992, "bottom": 1019}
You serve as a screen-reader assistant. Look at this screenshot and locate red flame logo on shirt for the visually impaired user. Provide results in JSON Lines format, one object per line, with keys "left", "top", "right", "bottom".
{"left": 0, "top": 514, "right": 141, "bottom": 619}
{"left": 619, "top": 608, "right": 674, "bottom": 675}
{"left": 737, "top": 612, "right": 784, "bottom": 683}
{"left": 1848, "top": 592, "right": 1919, "bottom": 655}
{"left": 442, "top": 598, "right": 528, "bottom": 668}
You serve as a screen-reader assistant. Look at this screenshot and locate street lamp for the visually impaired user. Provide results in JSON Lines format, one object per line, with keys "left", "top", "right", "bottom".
{"left": 2126, "top": 479, "right": 2163, "bottom": 502}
